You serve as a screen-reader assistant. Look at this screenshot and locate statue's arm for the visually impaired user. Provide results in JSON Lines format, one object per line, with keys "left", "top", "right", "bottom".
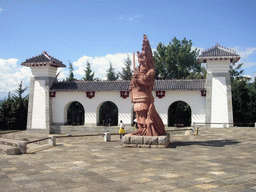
{"left": 137, "top": 69, "right": 155, "bottom": 86}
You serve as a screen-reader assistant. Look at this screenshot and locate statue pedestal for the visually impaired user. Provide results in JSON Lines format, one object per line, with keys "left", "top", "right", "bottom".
{"left": 121, "top": 133, "right": 170, "bottom": 148}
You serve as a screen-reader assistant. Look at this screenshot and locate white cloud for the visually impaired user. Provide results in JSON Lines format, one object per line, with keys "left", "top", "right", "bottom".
{"left": 240, "top": 61, "right": 256, "bottom": 69}
{"left": 70, "top": 52, "right": 138, "bottom": 80}
{"left": 192, "top": 46, "right": 205, "bottom": 55}
{"left": 241, "top": 75, "right": 252, "bottom": 79}
{"left": 228, "top": 47, "right": 256, "bottom": 75}
{"left": 56, "top": 68, "right": 68, "bottom": 81}
{"left": 253, "top": 73, "right": 256, "bottom": 82}
{"left": 239, "top": 75, "right": 256, "bottom": 83}
{"left": 118, "top": 14, "right": 141, "bottom": 22}
{"left": 0, "top": 58, "right": 32, "bottom": 97}
{"left": 232, "top": 46, "right": 256, "bottom": 59}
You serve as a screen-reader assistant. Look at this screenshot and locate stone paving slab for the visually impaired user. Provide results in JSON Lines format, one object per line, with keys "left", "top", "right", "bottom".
{"left": 0, "top": 127, "right": 256, "bottom": 191}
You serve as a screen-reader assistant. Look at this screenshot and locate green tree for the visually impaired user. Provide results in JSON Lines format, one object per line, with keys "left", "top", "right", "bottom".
{"left": 230, "top": 62, "right": 244, "bottom": 81}
{"left": 230, "top": 62, "right": 256, "bottom": 127}
{"left": 12, "top": 81, "right": 28, "bottom": 100}
{"left": 187, "top": 66, "right": 207, "bottom": 79}
{"left": 231, "top": 78, "right": 250, "bottom": 126}
{"left": 248, "top": 78, "right": 256, "bottom": 124}
{"left": 153, "top": 37, "right": 201, "bottom": 79}
{"left": 83, "top": 60, "right": 95, "bottom": 81}
{"left": 12, "top": 82, "right": 28, "bottom": 129}
{"left": 106, "top": 62, "right": 119, "bottom": 81}
{"left": 119, "top": 55, "right": 133, "bottom": 80}
{"left": 66, "top": 61, "right": 76, "bottom": 82}
{"left": 0, "top": 82, "right": 28, "bottom": 130}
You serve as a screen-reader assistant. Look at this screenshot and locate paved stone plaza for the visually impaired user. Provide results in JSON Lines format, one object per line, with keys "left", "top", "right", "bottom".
{"left": 1, "top": 127, "right": 256, "bottom": 192}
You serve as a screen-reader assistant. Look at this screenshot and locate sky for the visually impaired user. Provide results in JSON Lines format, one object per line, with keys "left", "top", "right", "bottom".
{"left": 0, "top": 0, "right": 256, "bottom": 99}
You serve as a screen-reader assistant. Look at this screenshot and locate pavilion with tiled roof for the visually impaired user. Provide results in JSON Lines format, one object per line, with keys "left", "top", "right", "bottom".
{"left": 197, "top": 43, "right": 240, "bottom": 128}
{"left": 21, "top": 51, "right": 66, "bottom": 68}
{"left": 198, "top": 43, "right": 240, "bottom": 63}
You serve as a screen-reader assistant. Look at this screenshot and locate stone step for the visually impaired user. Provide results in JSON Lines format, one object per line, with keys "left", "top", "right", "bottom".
{"left": 0, "top": 137, "right": 20, "bottom": 147}
{"left": 0, "top": 137, "right": 41, "bottom": 150}
{"left": 0, "top": 144, "right": 21, "bottom": 155}
{"left": 51, "top": 125, "right": 137, "bottom": 134}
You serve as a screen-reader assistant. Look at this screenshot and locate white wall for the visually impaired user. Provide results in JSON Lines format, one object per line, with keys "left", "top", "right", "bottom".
{"left": 207, "top": 59, "right": 231, "bottom": 128}
{"left": 207, "top": 59, "right": 230, "bottom": 73}
{"left": 154, "top": 90, "right": 205, "bottom": 125}
{"left": 51, "top": 91, "right": 134, "bottom": 126}
{"left": 31, "top": 65, "right": 57, "bottom": 77}
{"left": 51, "top": 92, "right": 86, "bottom": 124}
{"left": 51, "top": 90, "right": 206, "bottom": 127}
{"left": 31, "top": 80, "right": 46, "bottom": 129}
{"left": 211, "top": 77, "right": 229, "bottom": 128}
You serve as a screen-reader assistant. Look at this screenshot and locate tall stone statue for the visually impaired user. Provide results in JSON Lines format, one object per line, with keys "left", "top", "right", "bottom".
{"left": 130, "top": 35, "right": 166, "bottom": 136}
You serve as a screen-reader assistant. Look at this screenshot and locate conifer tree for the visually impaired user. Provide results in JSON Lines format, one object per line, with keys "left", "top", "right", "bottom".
{"left": 106, "top": 62, "right": 118, "bottom": 81}
{"left": 230, "top": 63, "right": 256, "bottom": 126}
{"left": 119, "top": 55, "right": 133, "bottom": 80}
{"left": 0, "top": 82, "right": 28, "bottom": 130}
{"left": 83, "top": 60, "right": 95, "bottom": 81}
{"left": 66, "top": 61, "right": 76, "bottom": 82}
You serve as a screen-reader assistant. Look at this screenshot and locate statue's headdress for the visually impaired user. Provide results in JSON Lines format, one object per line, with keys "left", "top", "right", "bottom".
{"left": 137, "top": 35, "right": 154, "bottom": 72}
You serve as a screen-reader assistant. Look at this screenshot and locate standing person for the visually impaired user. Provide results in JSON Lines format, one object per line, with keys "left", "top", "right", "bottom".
{"left": 119, "top": 120, "right": 125, "bottom": 139}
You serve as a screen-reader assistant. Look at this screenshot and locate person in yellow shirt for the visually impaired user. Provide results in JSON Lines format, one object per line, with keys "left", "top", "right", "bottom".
{"left": 119, "top": 120, "right": 125, "bottom": 139}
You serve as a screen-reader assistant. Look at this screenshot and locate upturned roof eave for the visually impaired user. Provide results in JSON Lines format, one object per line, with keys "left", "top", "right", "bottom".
{"left": 21, "top": 51, "right": 66, "bottom": 68}
{"left": 21, "top": 61, "right": 66, "bottom": 68}
{"left": 197, "top": 56, "right": 240, "bottom": 63}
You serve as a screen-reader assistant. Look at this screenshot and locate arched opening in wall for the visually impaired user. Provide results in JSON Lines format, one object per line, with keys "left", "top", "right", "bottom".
{"left": 99, "top": 101, "right": 118, "bottom": 126}
{"left": 67, "top": 101, "right": 85, "bottom": 126}
{"left": 131, "top": 106, "right": 137, "bottom": 127}
{"left": 168, "top": 101, "right": 191, "bottom": 127}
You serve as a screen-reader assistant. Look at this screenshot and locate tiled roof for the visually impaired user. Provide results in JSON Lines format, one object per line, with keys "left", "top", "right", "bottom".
{"left": 154, "top": 79, "right": 205, "bottom": 90}
{"left": 50, "top": 79, "right": 206, "bottom": 92}
{"left": 198, "top": 44, "right": 240, "bottom": 63}
{"left": 21, "top": 51, "right": 66, "bottom": 68}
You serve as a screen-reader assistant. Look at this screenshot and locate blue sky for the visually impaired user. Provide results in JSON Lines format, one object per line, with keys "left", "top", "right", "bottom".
{"left": 0, "top": 0, "right": 256, "bottom": 99}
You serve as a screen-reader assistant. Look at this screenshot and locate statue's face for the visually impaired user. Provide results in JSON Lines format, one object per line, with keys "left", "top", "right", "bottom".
{"left": 138, "top": 55, "right": 149, "bottom": 74}
{"left": 138, "top": 56, "right": 146, "bottom": 66}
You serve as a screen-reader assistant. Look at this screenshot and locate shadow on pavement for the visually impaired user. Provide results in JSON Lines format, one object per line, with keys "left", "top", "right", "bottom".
{"left": 168, "top": 139, "right": 241, "bottom": 148}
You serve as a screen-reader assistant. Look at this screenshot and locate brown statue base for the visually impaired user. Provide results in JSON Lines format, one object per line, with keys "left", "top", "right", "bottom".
{"left": 121, "top": 133, "right": 170, "bottom": 148}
